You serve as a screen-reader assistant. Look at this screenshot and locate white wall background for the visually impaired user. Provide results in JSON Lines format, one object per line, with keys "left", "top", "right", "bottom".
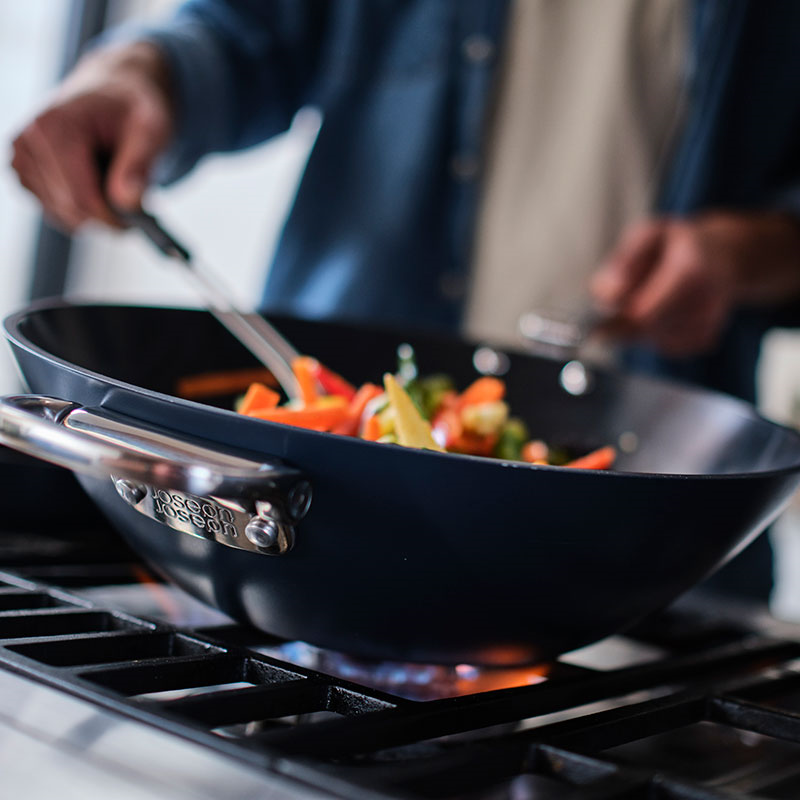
{"left": 0, "top": 2, "right": 71, "bottom": 391}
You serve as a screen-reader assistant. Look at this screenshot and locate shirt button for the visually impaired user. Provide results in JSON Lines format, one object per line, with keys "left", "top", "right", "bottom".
{"left": 449, "top": 153, "right": 480, "bottom": 181}
{"left": 439, "top": 272, "right": 467, "bottom": 301}
{"left": 462, "top": 34, "right": 495, "bottom": 64}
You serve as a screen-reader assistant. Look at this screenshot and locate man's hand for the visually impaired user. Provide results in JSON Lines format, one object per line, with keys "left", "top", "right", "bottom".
{"left": 11, "top": 41, "right": 173, "bottom": 231}
{"left": 590, "top": 212, "right": 800, "bottom": 357}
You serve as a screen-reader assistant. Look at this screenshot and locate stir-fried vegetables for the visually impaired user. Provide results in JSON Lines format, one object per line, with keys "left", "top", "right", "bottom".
{"left": 236, "top": 347, "right": 616, "bottom": 469}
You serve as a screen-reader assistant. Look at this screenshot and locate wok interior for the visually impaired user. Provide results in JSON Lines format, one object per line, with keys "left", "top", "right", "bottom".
{"left": 13, "top": 304, "right": 800, "bottom": 476}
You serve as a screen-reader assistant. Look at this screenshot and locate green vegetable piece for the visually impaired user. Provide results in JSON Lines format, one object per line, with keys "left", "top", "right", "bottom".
{"left": 403, "top": 379, "right": 428, "bottom": 418}
{"left": 419, "top": 374, "right": 455, "bottom": 418}
{"left": 547, "top": 445, "right": 572, "bottom": 466}
{"left": 493, "top": 417, "right": 530, "bottom": 461}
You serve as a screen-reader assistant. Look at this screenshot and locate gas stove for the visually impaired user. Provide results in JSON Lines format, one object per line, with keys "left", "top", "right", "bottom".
{"left": 3, "top": 452, "right": 800, "bottom": 799}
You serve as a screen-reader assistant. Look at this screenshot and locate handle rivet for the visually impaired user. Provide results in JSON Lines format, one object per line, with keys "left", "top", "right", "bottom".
{"left": 245, "top": 516, "right": 279, "bottom": 549}
{"left": 114, "top": 478, "right": 147, "bottom": 506}
{"left": 288, "top": 481, "right": 312, "bottom": 520}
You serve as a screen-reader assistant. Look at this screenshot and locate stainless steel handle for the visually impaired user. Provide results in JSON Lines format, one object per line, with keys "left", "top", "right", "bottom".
{"left": 517, "top": 308, "right": 605, "bottom": 397}
{"left": 0, "top": 395, "right": 311, "bottom": 555}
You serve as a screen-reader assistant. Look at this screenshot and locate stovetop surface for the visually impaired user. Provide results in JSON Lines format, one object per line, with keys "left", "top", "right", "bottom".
{"left": 3, "top": 454, "right": 800, "bottom": 799}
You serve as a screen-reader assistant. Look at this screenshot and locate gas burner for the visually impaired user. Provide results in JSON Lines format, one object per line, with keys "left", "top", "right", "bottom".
{"left": 255, "top": 640, "right": 550, "bottom": 701}
{"left": 78, "top": 582, "right": 677, "bottom": 701}
{"left": 79, "top": 581, "right": 551, "bottom": 699}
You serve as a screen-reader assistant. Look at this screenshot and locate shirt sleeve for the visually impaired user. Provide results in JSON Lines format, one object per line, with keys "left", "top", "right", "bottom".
{"left": 102, "top": 0, "right": 329, "bottom": 183}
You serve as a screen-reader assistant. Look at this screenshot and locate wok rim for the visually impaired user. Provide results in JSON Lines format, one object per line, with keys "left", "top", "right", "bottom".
{"left": 5, "top": 298, "right": 800, "bottom": 483}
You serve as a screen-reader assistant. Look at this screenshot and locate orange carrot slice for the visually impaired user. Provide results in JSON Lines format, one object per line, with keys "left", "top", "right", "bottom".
{"left": 361, "top": 413, "right": 384, "bottom": 441}
{"left": 248, "top": 401, "right": 347, "bottom": 431}
{"left": 457, "top": 376, "right": 506, "bottom": 409}
{"left": 291, "top": 356, "right": 320, "bottom": 407}
{"left": 177, "top": 367, "right": 277, "bottom": 399}
{"left": 564, "top": 446, "right": 616, "bottom": 470}
{"left": 238, "top": 382, "right": 281, "bottom": 415}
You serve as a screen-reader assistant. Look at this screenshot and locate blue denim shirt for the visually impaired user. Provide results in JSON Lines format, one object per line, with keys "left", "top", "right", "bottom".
{"left": 142, "top": 0, "right": 800, "bottom": 402}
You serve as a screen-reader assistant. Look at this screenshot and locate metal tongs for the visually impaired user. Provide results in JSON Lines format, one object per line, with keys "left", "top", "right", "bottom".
{"left": 116, "top": 207, "right": 302, "bottom": 403}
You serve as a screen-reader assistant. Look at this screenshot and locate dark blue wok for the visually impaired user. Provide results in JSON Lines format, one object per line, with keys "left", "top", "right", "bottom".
{"left": 2, "top": 301, "right": 800, "bottom": 665}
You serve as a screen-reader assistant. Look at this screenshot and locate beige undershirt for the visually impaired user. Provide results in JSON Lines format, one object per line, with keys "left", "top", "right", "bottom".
{"left": 464, "top": 0, "right": 687, "bottom": 349}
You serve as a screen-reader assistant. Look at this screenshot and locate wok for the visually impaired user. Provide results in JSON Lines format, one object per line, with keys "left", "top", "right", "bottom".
{"left": 2, "top": 301, "right": 800, "bottom": 666}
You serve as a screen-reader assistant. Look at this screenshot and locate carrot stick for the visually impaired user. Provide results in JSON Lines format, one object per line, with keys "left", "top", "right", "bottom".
{"left": 176, "top": 368, "right": 277, "bottom": 399}
{"left": 457, "top": 376, "right": 505, "bottom": 409}
{"left": 564, "top": 445, "right": 616, "bottom": 470}
{"left": 238, "top": 382, "right": 281, "bottom": 415}
{"left": 248, "top": 402, "right": 347, "bottom": 431}
{"left": 361, "top": 413, "right": 384, "bottom": 441}
{"left": 291, "top": 356, "right": 320, "bottom": 407}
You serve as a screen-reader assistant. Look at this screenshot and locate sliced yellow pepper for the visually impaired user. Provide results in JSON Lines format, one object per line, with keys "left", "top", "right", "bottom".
{"left": 383, "top": 373, "right": 445, "bottom": 452}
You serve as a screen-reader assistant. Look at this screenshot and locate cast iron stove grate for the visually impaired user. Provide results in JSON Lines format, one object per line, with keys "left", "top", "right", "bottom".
{"left": 3, "top": 563, "right": 800, "bottom": 799}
